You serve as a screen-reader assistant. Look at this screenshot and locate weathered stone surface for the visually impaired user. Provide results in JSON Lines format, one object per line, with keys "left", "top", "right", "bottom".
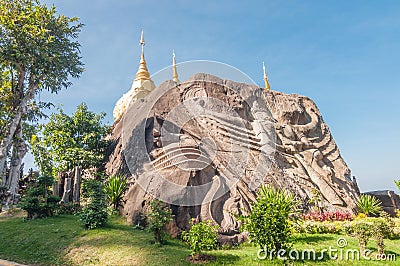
{"left": 105, "top": 73, "right": 360, "bottom": 239}
{"left": 365, "top": 190, "right": 400, "bottom": 216}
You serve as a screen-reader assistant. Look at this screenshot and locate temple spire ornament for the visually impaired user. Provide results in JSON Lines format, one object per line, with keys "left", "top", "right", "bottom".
{"left": 263, "top": 62, "right": 270, "bottom": 90}
{"left": 135, "top": 30, "right": 151, "bottom": 81}
{"left": 172, "top": 50, "right": 180, "bottom": 83}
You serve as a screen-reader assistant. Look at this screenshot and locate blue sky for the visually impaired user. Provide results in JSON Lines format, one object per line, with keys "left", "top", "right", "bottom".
{"left": 33, "top": 0, "right": 400, "bottom": 192}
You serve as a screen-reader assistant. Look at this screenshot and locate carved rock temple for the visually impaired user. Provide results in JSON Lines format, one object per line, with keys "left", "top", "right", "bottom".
{"left": 105, "top": 32, "right": 360, "bottom": 242}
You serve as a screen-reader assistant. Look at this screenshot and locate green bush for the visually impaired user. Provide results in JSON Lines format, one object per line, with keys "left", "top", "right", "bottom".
{"left": 394, "top": 219, "right": 400, "bottom": 237}
{"left": 56, "top": 202, "right": 82, "bottom": 215}
{"left": 344, "top": 215, "right": 395, "bottom": 256}
{"left": 239, "top": 186, "right": 298, "bottom": 255}
{"left": 104, "top": 174, "right": 127, "bottom": 210}
{"left": 371, "top": 218, "right": 392, "bottom": 254}
{"left": 343, "top": 220, "right": 372, "bottom": 256}
{"left": 19, "top": 176, "right": 60, "bottom": 219}
{"left": 295, "top": 220, "right": 343, "bottom": 234}
{"left": 78, "top": 179, "right": 108, "bottom": 229}
{"left": 356, "top": 194, "right": 382, "bottom": 216}
{"left": 145, "top": 199, "right": 173, "bottom": 244}
{"left": 182, "top": 219, "right": 219, "bottom": 257}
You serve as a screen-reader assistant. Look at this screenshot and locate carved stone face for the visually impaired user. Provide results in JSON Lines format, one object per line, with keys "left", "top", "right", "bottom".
{"left": 106, "top": 74, "right": 359, "bottom": 237}
{"left": 121, "top": 75, "right": 276, "bottom": 207}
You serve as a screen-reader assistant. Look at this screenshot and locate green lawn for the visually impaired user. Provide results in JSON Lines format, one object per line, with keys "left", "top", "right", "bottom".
{"left": 0, "top": 211, "right": 399, "bottom": 265}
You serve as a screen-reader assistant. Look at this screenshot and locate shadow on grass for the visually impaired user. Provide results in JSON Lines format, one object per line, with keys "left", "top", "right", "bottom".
{"left": 215, "top": 253, "right": 241, "bottom": 263}
{"left": 294, "top": 234, "right": 336, "bottom": 244}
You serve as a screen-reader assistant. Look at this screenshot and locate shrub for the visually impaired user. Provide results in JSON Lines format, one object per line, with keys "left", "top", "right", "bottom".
{"left": 145, "top": 199, "right": 173, "bottom": 244}
{"left": 343, "top": 220, "right": 372, "bottom": 256}
{"left": 394, "top": 219, "right": 400, "bottom": 237}
{"left": 56, "top": 202, "right": 82, "bottom": 215}
{"left": 396, "top": 209, "right": 400, "bottom": 219}
{"left": 302, "top": 211, "right": 353, "bottom": 222}
{"left": 182, "top": 218, "right": 219, "bottom": 257}
{"left": 78, "top": 179, "right": 108, "bottom": 229}
{"left": 356, "top": 194, "right": 382, "bottom": 216}
{"left": 239, "top": 186, "right": 298, "bottom": 255}
{"left": 344, "top": 215, "right": 395, "bottom": 256}
{"left": 295, "top": 221, "right": 343, "bottom": 234}
{"left": 104, "top": 174, "right": 127, "bottom": 210}
{"left": 309, "top": 188, "right": 324, "bottom": 212}
{"left": 19, "top": 176, "right": 60, "bottom": 219}
{"left": 371, "top": 217, "right": 393, "bottom": 254}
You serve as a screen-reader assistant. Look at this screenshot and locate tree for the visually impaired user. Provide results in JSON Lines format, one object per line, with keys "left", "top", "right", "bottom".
{"left": 0, "top": 0, "right": 84, "bottom": 193}
{"left": 31, "top": 103, "right": 110, "bottom": 177}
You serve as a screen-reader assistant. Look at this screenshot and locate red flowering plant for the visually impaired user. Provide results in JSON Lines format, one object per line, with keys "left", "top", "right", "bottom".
{"left": 302, "top": 211, "right": 354, "bottom": 222}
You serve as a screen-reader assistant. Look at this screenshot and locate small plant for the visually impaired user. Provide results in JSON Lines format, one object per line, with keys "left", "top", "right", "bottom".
{"left": 78, "top": 179, "right": 108, "bottom": 229}
{"left": 19, "top": 176, "right": 60, "bottom": 219}
{"left": 145, "top": 199, "right": 173, "bottom": 244}
{"left": 182, "top": 218, "right": 219, "bottom": 257}
{"left": 356, "top": 194, "right": 382, "bottom": 216}
{"left": 239, "top": 186, "right": 298, "bottom": 255}
{"left": 396, "top": 209, "right": 400, "bottom": 219}
{"left": 309, "top": 188, "right": 324, "bottom": 212}
{"left": 104, "top": 174, "right": 127, "bottom": 210}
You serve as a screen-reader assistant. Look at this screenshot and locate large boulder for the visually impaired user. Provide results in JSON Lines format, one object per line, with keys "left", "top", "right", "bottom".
{"left": 104, "top": 73, "right": 360, "bottom": 238}
{"left": 365, "top": 190, "right": 400, "bottom": 216}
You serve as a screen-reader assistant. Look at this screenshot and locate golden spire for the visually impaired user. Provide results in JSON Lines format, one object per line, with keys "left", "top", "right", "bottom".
{"left": 263, "top": 62, "right": 270, "bottom": 90}
{"left": 172, "top": 50, "right": 180, "bottom": 83}
{"left": 135, "top": 30, "right": 151, "bottom": 81}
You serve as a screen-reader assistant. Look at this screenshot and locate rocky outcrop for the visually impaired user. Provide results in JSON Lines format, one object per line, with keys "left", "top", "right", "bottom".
{"left": 365, "top": 190, "right": 400, "bottom": 216}
{"left": 105, "top": 73, "right": 360, "bottom": 238}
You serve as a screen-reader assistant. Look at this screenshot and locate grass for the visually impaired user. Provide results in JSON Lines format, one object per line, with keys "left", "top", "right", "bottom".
{"left": 0, "top": 211, "right": 400, "bottom": 265}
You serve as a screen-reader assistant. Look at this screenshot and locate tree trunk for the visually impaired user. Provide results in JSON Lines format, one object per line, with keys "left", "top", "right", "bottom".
{"left": 7, "top": 122, "right": 26, "bottom": 196}
{"left": 154, "top": 229, "right": 162, "bottom": 244}
{"left": 73, "top": 166, "right": 81, "bottom": 203}
{"left": 0, "top": 83, "right": 37, "bottom": 178}
{"left": 0, "top": 157, "right": 7, "bottom": 186}
{"left": 52, "top": 181, "right": 59, "bottom": 197}
{"left": 0, "top": 69, "right": 28, "bottom": 185}
{"left": 57, "top": 171, "right": 64, "bottom": 197}
{"left": 61, "top": 177, "right": 71, "bottom": 203}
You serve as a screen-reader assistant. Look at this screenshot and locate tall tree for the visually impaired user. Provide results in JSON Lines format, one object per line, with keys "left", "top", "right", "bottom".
{"left": 0, "top": 0, "right": 84, "bottom": 192}
{"left": 31, "top": 103, "right": 110, "bottom": 178}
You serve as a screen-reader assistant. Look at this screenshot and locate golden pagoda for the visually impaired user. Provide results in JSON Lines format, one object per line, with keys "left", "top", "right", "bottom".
{"left": 113, "top": 30, "right": 156, "bottom": 121}
{"left": 263, "top": 62, "right": 270, "bottom": 90}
